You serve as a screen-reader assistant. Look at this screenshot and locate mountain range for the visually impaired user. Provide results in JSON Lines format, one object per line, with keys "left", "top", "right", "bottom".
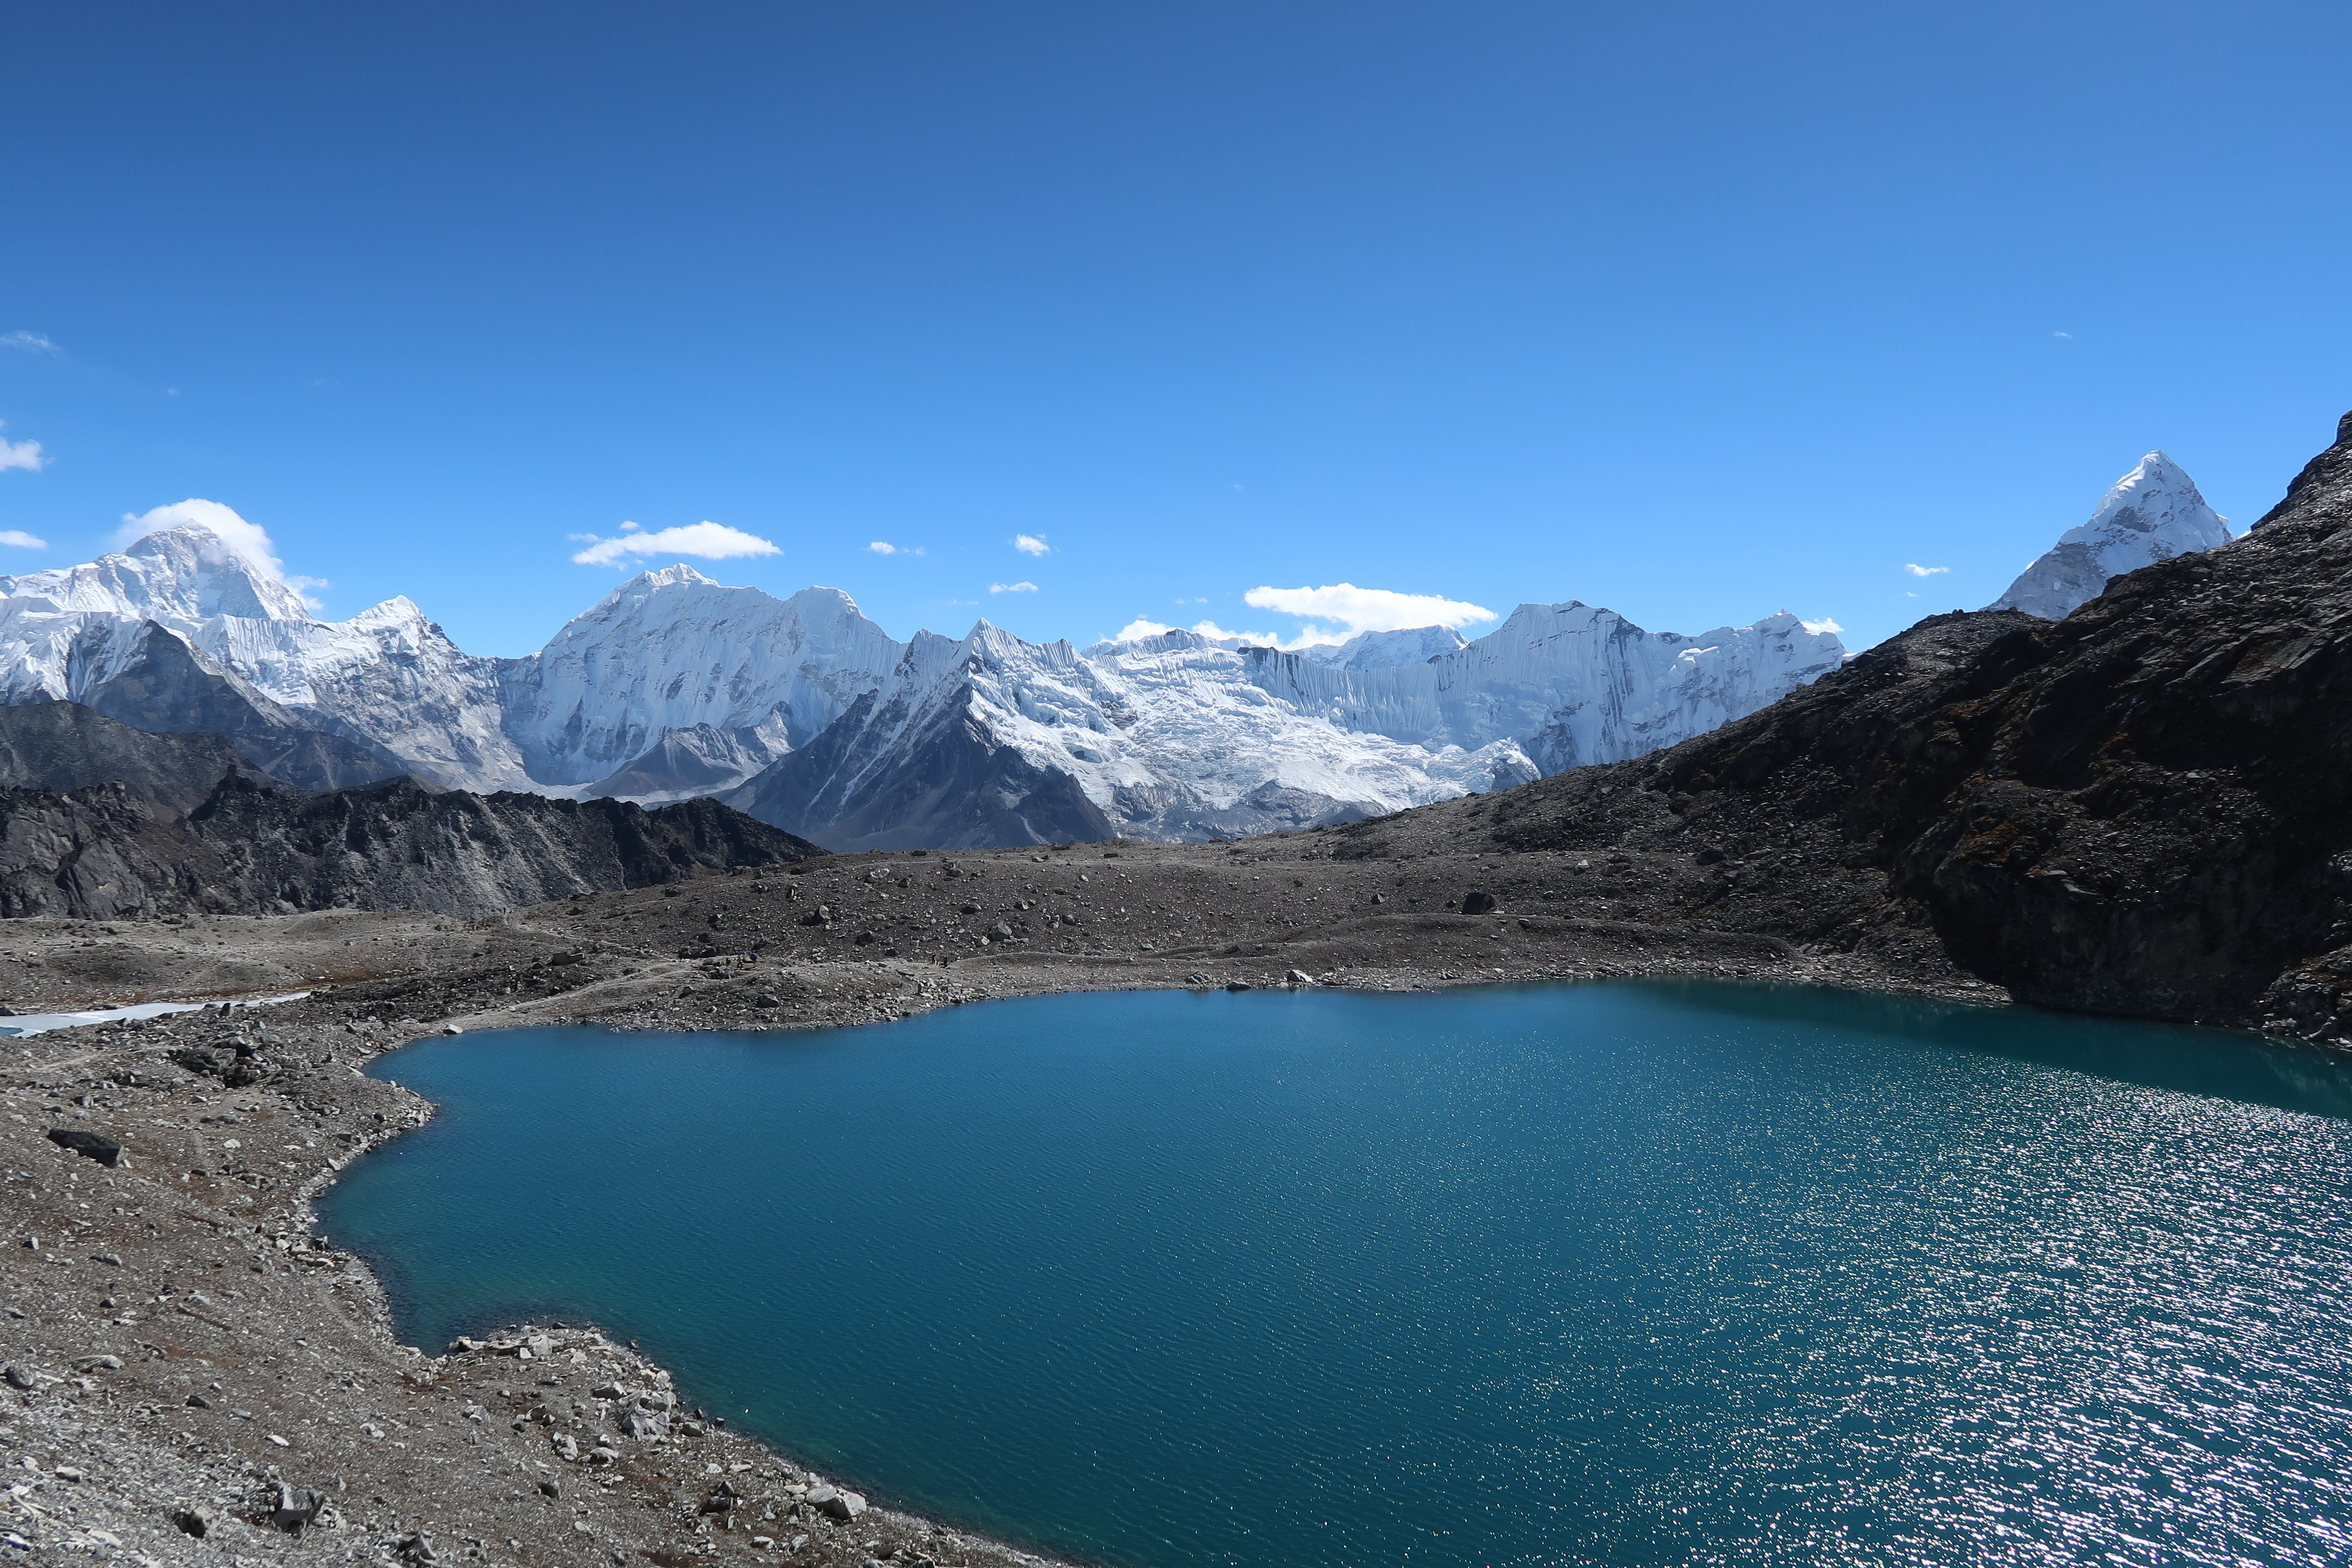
{"left": 0, "top": 448, "right": 2222, "bottom": 852}
{"left": 0, "top": 534, "right": 1846, "bottom": 849}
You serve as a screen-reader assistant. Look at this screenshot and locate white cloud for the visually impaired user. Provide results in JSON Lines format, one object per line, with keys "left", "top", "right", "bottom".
{"left": 571, "top": 521, "right": 781, "bottom": 567}
{"left": 0, "top": 332, "right": 58, "bottom": 355}
{"left": 113, "top": 500, "right": 309, "bottom": 597}
{"left": 0, "top": 530, "right": 45, "bottom": 549}
{"left": 1110, "top": 614, "right": 1347, "bottom": 650}
{"left": 1116, "top": 618, "right": 1177, "bottom": 640}
{"left": 2052, "top": 331, "right": 2072, "bottom": 340}
{"left": 1801, "top": 617, "right": 1844, "bottom": 635}
{"left": 1903, "top": 564, "right": 1949, "bottom": 578}
{"left": 0, "top": 429, "right": 42, "bottom": 473}
{"left": 1012, "top": 533, "right": 1050, "bottom": 557}
{"left": 867, "top": 540, "right": 925, "bottom": 557}
{"left": 989, "top": 580, "right": 1039, "bottom": 594}
{"left": 1242, "top": 582, "right": 1497, "bottom": 635}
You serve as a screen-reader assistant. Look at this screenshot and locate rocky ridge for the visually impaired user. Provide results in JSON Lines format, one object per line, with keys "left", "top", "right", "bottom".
{"left": 1387, "top": 410, "right": 2352, "bottom": 1040}
{"left": 0, "top": 774, "right": 821, "bottom": 920}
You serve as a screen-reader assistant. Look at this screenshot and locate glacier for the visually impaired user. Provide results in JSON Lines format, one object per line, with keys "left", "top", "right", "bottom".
{"left": 0, "top": 521, "right": 1850, "bottom": 847}
{"left": 1991, "top": 452, "right": 2233, "bottom": 620}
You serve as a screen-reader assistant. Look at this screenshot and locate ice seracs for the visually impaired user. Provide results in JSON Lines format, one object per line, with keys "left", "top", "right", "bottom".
{"left": 0, "top": 518, "right": 1851, "bottom": 846}
{"left": 1991, "top": 452, "right": 2232, "bottom": 619}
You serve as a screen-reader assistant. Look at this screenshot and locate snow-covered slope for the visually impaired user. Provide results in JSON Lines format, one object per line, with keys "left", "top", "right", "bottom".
{"left": 725, "top": 625, "right": 1540, "bottom": 849}
{"left": 1295, "top": 625, "right": 1468, "bottom": 669}
{"left": 502, "top": 570, "right": 904, "bottom": 787}
{"left": 0, "top": 521, "right": 1848, "bottom": 846}
{"left": 1991, "top": 453, "right": 2232, "bottom": 619}
{"left": 1247, "top": 603, "right": 1847, "bottom": 775}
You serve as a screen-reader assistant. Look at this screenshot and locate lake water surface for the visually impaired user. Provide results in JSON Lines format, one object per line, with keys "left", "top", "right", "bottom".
{"left": 321, "top": 982, "right": 2352, "bottom": 1567}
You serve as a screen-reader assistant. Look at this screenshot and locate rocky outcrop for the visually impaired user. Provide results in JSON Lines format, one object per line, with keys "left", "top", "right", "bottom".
{"left": 0, "top": 774, "right": 822, "bottom": 919}
{"left": 1459, "top": 410, "right": 2352, "bottom": 1037}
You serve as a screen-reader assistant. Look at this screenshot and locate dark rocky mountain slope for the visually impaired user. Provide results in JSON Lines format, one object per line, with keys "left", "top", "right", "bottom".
{"left": 0, "top": 699, "right": 277, "bottom": 814}
{"left": 0, "top": 773, "right": 821, "bottom": 919}
{"left": 1362, "top": 409, "right": 2352, "bottom": 1038}
{"left": 725, "top": 687, "right": 1118, "bottom": 852}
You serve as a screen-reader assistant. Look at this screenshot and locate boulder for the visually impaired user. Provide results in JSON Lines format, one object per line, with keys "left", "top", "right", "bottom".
{"left": 270, "top": 1482, "right": 324, "bottom": 1531}
{"left": 46, "top": 1129, "right": 122, "bottom": 1167}
{"left": 805, "top": 1484, "right": 867, "bottom": 1522}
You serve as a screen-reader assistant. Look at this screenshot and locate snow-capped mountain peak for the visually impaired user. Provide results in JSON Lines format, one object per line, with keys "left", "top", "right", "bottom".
{"left": 1991, "top": 452, "right": 2233, "bottom": 619}
{"left": 0, "top": 524, "right": 315, "bottom": 626}
{"left": 0, "top": 525, "right": 1850, "bottom": 848}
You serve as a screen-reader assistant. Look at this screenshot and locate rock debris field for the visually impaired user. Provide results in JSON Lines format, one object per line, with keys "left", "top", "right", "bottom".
{"left": 0, "top": 807, "right": 1980, "bottom": 1566}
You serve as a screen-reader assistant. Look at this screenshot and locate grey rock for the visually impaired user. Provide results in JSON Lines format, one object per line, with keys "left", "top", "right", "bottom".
{"left": 70, "top": 1354, "right": 124, "bottom": 1372}
{"left": 1460, "top": 889, "right": 1501, "bottom": 915}
{"left": 2, "top": 1365, "right": 34, "bottom": 1390}
{"left": 270, "top": 1481, "right": 324, "bottom": 1531}
{"left": 169, "top": 1507, "right": 211, "bottom": 1538}
{"left": 46, "top": 1128, "right": 122, "bottom": 1167}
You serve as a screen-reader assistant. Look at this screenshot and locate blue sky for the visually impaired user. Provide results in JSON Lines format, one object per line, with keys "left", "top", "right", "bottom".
{"left": 1, "top": 2, "right": 2346, "bottom": 656}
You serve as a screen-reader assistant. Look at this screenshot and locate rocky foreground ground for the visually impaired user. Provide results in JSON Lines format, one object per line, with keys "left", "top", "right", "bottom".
{"left": 0, "top": 812, "right": 1991, "bottom": 1567}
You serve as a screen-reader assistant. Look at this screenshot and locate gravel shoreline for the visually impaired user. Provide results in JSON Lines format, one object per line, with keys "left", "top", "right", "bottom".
{"left": 1, "top": 818, "right": 1985, "bottom": 1566}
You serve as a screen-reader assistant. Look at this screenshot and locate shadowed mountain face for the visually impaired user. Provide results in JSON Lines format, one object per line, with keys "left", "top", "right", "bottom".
{"left": 726, "top": 689, "right": 1119, "bottom": 853}
{"left": 0, "top": 774, "right": 823, "bottom": 919}
{"left": 1419, "top": 410, "right": 2352, "bottom": 1035}
{"left": 62, "top": 622, "right": 410, "bottom": 790}
{"left": 0, "top": 700, "right": 266, "bottom": 814}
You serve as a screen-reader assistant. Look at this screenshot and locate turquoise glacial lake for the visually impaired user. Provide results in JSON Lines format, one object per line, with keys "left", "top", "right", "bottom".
{"left": 320, "top": 982, "right": 2352, "bottom": 1567}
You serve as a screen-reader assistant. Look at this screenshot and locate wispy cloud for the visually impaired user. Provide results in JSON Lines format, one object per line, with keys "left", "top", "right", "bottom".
{"left": 1903, "top": 564, "right": 1949, "bottom": 578}
{"left": 0, "top": 332, "right": 58, "bottom": 355}
{"left": 1012, "top": 533, "right": 1050, "bottom": 557}
{"left": 0, "top": 530, "right": 45, "bottom": 549}
{"left": 1801, "top": 617, "right": 1844, "bottom": 635}
{"left": 989, "top": 580, "right": 1039, "bottom": 594}
{"left": 867, "top": 541, "right": 925, "bottom": 557}
{"left": 0, "top": 420, "right": 43, "bottom": 474}
{"left": 570, "top": 521, "right": 781, "bottom": 567}
{"left": 2052, "top": 331, "right": 2072, "bottom": 340}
